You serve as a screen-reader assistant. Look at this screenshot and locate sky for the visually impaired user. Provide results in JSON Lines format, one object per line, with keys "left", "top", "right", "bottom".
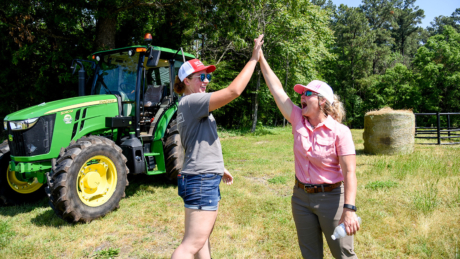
{"left": 332, "top": 0, "right": 459, "bottom": 28}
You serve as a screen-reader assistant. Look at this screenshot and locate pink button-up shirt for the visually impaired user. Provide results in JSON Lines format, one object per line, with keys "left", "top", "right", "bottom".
{"left": 290, "top": 105, "right": 355, "bottom": 184}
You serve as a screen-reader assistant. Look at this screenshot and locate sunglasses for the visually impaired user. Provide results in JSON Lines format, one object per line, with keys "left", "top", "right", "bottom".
{"left": 191, "top": 74, "right": 212, "bottom": 82}
{"left": 303, "top": 90, "right": 318, "bottom": 96}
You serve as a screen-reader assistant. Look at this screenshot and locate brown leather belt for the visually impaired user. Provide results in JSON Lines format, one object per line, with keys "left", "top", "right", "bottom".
{"left": 295, "top": 179, "right": 342, "bottom": 193}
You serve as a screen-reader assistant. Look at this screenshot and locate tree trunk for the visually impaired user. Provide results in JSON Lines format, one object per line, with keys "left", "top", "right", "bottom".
{"left": 95, "top": 14, "right": 117, "bottom": 50}
{"left": 251, "top": 70, "right": 261, "bottom": 133}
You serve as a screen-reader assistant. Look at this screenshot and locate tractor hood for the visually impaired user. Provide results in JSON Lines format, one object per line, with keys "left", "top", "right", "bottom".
{"left": 4, "top": 95, "right": 117, "bottom": 121}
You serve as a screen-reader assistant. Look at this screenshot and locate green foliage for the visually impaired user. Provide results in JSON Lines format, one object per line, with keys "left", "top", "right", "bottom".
{"left": 427, "top": 8, "right": 460, "bottom": 36}
{"left": 412, "top": 25, "right": 460, "bottom": 126}
{"left": 391, "top": 0, "right": 425, "bottom": 56}
{"left": 0, "top": 0, "right": 459, "bottom": 130}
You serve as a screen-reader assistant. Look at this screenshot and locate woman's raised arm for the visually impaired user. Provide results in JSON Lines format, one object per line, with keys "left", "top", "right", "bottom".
{"left": 259, "top": 51, "right": 293, "bottom": 121}
{"left": 209, "top": 34, "right": 264, "bottom": 112}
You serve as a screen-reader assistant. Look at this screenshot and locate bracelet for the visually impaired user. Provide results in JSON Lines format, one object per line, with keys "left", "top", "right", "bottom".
{"left": 343, "top": 204, "right": 357, "bottom": 211}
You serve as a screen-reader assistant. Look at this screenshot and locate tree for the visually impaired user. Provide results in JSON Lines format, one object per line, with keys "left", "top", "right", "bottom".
{"left": 391, "top": 0, "right": 424, "bottom": 56}
{"left": 413, "top": 26, "right": 460, "bottom": 115}
{"left": 324, "top": 5, "right": 376, "bottom": 127}
{"left": 360, "top": 0, "right": 398, "bottom": 74}
{"left": 427, "top": 8, "right": 460, "bottom": 36}
{"left": 0, "top": 0, "right": 203, "bottom": 120}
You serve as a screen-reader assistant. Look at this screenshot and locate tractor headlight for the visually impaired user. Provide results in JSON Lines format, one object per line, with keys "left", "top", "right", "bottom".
{"left": 9, "top": 117, "right": 39, "bottom": 131}
{"left": 3, "top": 121, "right": 7, "bottom": 130}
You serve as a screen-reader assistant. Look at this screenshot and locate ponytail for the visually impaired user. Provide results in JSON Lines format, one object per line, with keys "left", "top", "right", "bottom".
{"left": 320, "top": 94, "right": 346, "bottom": 123}
{"left": 174, "top": 75, "right": 186, "bottom": 95}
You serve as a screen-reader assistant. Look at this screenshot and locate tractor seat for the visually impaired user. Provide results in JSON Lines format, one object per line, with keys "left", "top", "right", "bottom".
{"left": 144, "top": 85, "right": 164, "bottom": 107}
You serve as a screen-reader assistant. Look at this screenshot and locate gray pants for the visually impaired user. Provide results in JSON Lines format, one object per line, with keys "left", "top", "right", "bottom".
{"left": 291, "top": 184, "right": 357, "bottom": 259}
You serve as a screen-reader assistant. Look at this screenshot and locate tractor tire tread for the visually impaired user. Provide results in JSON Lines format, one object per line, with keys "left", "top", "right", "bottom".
{"left": 46, "top": 136, "right": 128, "bottom": 223}
{"left": 163, "top": 119, "right": 184, "bottom": 182}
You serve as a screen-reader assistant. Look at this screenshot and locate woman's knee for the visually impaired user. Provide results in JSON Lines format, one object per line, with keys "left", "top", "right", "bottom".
{"left": 181, "top": 237, "right": 208, "bottom": 254}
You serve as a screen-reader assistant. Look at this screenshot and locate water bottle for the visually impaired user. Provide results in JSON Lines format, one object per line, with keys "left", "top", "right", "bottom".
{"left": 331, "top": 216, "right": 362, "bottom": 240}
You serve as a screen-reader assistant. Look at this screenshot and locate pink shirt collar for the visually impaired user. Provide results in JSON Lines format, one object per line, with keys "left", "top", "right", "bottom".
{"left": 303, "top": 115, "right": 336, "bottom": 132}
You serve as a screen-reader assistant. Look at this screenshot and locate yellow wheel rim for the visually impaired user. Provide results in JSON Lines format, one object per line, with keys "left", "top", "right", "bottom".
{"left": 77, "top": 155, "right": 118, "bottom": 207}
{"left": 6, "top": 165, "right": 43, "bottom": 194}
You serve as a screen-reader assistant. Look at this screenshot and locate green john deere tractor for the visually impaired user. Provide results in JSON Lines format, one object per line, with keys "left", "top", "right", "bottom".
{"left": 1, "top": 34, "right": 191, "bottom": 222}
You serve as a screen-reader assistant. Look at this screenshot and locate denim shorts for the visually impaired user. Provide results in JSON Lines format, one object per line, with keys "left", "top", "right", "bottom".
{"left": 177, "top": 173, "right": 222, "bottom": 211}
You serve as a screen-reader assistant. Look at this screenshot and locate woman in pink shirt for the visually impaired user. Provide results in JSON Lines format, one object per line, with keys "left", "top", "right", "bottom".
{"left": 259, "top": 50, "right": 360, "bottom": 258}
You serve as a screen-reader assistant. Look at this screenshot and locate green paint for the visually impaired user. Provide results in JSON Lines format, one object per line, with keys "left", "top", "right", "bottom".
{"left": 154, "top": 104, "right": 178, "bottom": 141}
{"left": 9, "top": 161, "right": 51, "bottom": 184}
{"left": 10, "top": 99, "right": 119, "bottom": 162}
{"left": 144, "top": 152, "right": 160, "bottom": 156}
{"left": 4, "top": 95, "right": 117, "bottom": 121}
{"left": 146, "top": 140, "right": 165, "bottom": 175}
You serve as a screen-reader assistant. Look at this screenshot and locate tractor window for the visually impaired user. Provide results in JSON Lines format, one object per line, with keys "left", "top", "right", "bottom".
{"left": 93, "top": 52, "right": 139, "bottom": 102}
{"left": 143, "top": 60, "right": 184, "bottom": 97}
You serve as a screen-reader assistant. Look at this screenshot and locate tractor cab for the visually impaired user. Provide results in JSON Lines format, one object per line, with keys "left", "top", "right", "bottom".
{"left": 84, "top": 36, "right": 194, "bottom": 141}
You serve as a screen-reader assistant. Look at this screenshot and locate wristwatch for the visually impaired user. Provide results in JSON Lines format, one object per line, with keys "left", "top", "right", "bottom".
{"left": 343, "top": 204, "right": 357, "bottom": 212}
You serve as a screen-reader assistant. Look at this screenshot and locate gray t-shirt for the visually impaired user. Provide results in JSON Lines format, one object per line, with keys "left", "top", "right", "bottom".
{"left": 176, "top": 93, "right": 225, "bottom": 175}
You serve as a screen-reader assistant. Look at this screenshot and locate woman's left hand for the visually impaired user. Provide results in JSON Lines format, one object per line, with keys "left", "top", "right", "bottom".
{"left": 222, "top": 168, "right": 233, "bottom": 185}
{"left": 339, "top": 209, "right": 360, "bottom": 236}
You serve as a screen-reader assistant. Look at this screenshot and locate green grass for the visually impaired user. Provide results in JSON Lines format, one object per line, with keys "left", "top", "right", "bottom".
{"left": 1, "top": 126, "right": 460, "bottom": 258}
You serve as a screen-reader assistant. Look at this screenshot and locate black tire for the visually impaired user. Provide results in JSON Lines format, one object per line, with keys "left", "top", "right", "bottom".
{"left": 45, "top": 136, "right": 129, "bottom": 223}
{"left": 163, "top": 119, "right": 184, "bottom": 182}
{"left": 0, "top": 140, "right": 45, "bottom": 205}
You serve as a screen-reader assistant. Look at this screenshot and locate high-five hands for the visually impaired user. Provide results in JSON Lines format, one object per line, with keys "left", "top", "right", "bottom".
{"left": 251, "top": 34, "right": 264, "bottom": 62}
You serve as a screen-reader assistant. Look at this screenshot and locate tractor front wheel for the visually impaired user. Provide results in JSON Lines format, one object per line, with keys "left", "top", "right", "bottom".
{"left": 0, "top": 140, "right": 45, "bottom": 205}
{"left": 46, "top": 136, "right": 129, "bottom": 223}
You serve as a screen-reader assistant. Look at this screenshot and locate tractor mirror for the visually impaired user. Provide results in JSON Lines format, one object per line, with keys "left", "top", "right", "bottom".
{"left": 147, "top": 49, "right": 161, "bottom": 67}
{"left": 71, "top": 61, "right": 77, "bottom": 75}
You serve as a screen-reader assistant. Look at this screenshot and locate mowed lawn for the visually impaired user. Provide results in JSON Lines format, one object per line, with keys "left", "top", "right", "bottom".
{"left": 0, "top": 126, "right": 459, "bottom": 258}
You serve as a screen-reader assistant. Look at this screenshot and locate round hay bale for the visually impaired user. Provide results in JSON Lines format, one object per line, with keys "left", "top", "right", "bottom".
{"left": 363, "top": 107, "right": 415, "bottom": 155}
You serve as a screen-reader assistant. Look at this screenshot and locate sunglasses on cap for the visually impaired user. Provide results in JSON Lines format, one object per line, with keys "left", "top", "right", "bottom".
{"left": 303, "top": 90, "right": 318, "bottom": 96}
{"left": 191, "top": 73, "right": 212, "bottom": 82}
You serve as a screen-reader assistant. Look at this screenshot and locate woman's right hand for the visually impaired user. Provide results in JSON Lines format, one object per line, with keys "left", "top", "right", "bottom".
{"left": 251, "top": 34, "right": 264, "bottom": 62}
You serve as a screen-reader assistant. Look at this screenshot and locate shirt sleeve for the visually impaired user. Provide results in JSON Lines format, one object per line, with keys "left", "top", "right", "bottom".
{"left": 336, "top": 125, "right": 356, "bottom": 156}
{"left": 290, "top": 105, "right": 303, "bottom": 133}
{"left": 186, "top": 93, "right": 211, "bottom": 120}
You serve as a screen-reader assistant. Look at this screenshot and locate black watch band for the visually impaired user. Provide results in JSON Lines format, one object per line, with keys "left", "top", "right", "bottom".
{"left": 343, "top": 204, "right": 357, "bottom": 211}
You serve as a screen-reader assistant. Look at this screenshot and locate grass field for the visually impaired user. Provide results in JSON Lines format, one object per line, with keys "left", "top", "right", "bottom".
{"left": 0, "top": 126, "right": 459, "bottom": 258}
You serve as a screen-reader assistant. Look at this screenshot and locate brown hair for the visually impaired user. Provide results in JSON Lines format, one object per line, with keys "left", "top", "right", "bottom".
{"left": 174, "top": 75, "right": 186, "bottom": 95}
{"left": 319, "top": 94, "right": 346, "bottom": 123}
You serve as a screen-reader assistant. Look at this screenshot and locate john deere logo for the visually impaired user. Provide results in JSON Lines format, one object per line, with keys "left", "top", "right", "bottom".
{"left": 8, "top": 135, "right": 13, "bottom": 142}
{"left": 63, "top": 114, "right": 72, "bottom": 124}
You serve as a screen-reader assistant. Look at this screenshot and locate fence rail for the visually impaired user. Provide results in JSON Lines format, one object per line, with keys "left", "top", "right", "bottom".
{"left": 414, "top": 112, "right": 460, "bottom": 145}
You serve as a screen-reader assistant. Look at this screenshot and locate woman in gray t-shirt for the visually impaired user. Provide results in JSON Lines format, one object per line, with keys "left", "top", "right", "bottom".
{"left": 171, "top": 35, "right": 264, "bottom": 259}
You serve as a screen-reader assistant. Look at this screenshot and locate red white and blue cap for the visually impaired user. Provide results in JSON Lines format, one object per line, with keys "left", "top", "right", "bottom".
{"left": 178, "top": 59, "right": 216, "bottom": 82}
{"left": 294, "top": 80, "right": 334, "bottom": 105}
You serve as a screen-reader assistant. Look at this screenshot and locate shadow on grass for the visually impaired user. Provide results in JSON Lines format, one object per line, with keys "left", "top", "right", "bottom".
{"left": 0, "top": 196, "right": 49, "bottom": 217}
{"left": 0, "top": 174, "right": 178, "bottom": 226}
{"left": 124, "top": 173, "right": 176, "bottom": 198}
{"left": 356, "top": 149, "right": 376, "bottom": 156}
{"left": 30, "top": 209, "right": 68, "bottom": 227}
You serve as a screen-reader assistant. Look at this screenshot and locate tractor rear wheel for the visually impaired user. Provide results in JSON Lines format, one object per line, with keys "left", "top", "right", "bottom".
{"left": 163, "top": 119, "right": 184, "bottom": 182}
{"left": 0, "top": 140, "right": 45, "bottom": 205}
{"left": 46, "top": 136, "right": 129, "bottom": 223}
